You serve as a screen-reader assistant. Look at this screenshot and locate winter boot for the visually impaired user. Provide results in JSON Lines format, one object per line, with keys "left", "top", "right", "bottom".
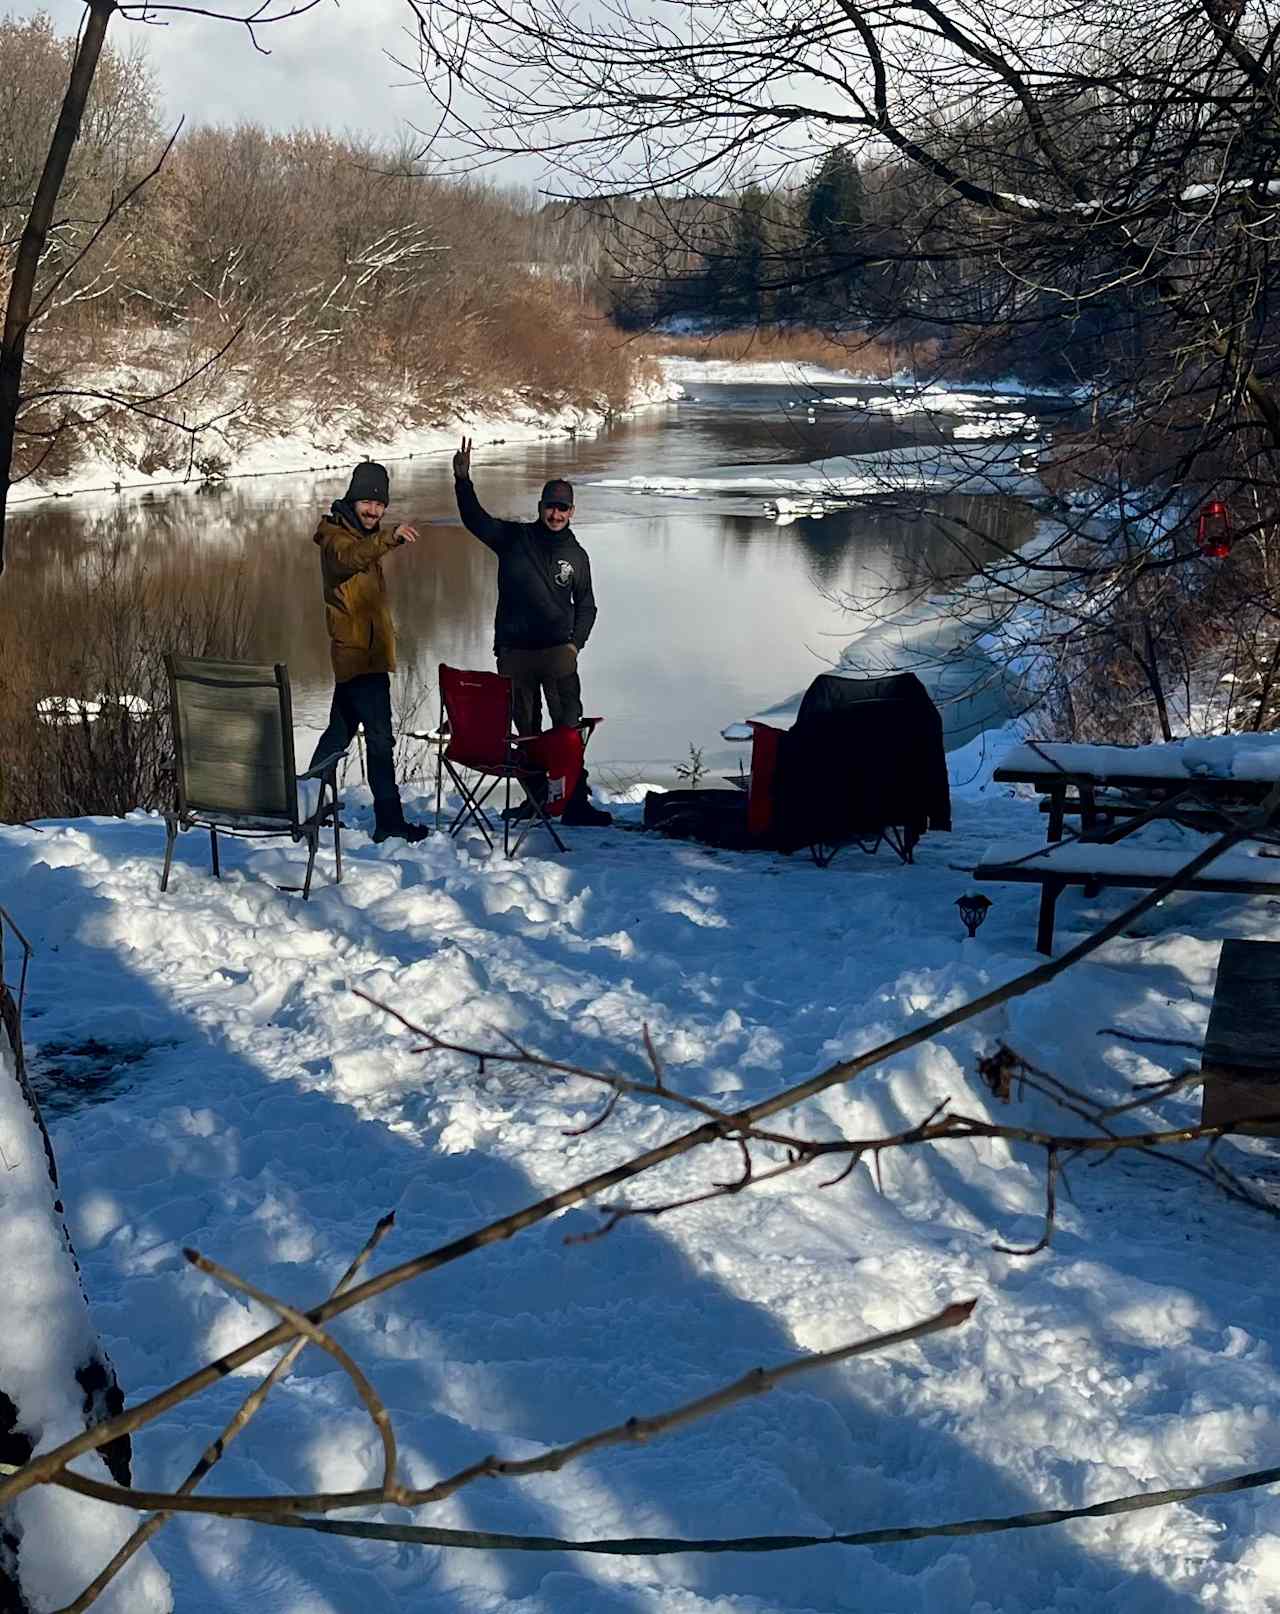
{"left": 561, "top": 770, "right": 612, "bottom": 828}
{"left": 372, "top": 802, "right": 431, "bottom": 844}
{"left": 503, "top": 769, "right": 547, "bottom": 823}
{"left": 372, "top": 820, "right": 431, "bottom": 844}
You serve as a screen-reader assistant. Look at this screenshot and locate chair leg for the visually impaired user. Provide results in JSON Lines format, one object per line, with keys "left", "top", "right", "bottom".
{"left": 881, "top": 825, "right": 913, "bottom": 865}
{"left": 161, "top": 816, "right": 178, "bottom": 891}
{"left": 443, "top": 760, "right": 495, "bottom": 848}
{"left": 511, "top": 783, "right": 567, "bottom": 856}
{"left": 210, "top": 827, "right": 220, "bottom": 879}
{"left": 333, "top": 810, "right": 342, "bottom": 884}
{"left": 302, "top": 830, "right": 318, "bottom": 900}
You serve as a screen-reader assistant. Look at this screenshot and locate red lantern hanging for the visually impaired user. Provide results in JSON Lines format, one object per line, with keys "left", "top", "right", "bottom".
{"left": 1197, "top": 498, "right": 1233, "bottom": 558}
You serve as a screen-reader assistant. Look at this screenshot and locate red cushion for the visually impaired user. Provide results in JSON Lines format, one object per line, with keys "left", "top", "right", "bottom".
{"left": 520, "top": 726, "right": 584, "bottom": 817}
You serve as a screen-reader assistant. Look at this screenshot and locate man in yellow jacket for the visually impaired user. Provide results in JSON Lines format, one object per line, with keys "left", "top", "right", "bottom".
{"left": 308, "top": 460, "right": 429, "bottom": 843}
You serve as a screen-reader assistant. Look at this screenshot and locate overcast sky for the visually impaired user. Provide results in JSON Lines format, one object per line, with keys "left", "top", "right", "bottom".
{"left": 29, "top": 0, "right": 545, "bottom": 188}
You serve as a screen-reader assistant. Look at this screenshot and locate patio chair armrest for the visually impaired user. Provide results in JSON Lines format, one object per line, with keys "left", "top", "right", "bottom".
{"left": 298, "top": 750, "right": 345, "bottom": 782}
{"left": 510, "top": 721, "right": 601, "bottom": 745}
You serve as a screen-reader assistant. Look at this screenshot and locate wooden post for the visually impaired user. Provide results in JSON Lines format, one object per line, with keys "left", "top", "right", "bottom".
{"left": 1201, "top": 939, "right": 1280, "bottom": 1135}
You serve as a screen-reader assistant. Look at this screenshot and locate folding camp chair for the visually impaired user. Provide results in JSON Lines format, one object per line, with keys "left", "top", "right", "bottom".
{"left": 161, "top": 655, "right": 344, "bottom": 898}
{"left": 433, "top": 664, "right": 599, "bottom": 855}
{"left": 740, "top": 674, "right": 950, "bottom": 867}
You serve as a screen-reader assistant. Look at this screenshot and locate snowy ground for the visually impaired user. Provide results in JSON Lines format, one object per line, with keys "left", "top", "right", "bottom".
{"left": 5, "top": 741, "right": 1280, "bottom": 1612}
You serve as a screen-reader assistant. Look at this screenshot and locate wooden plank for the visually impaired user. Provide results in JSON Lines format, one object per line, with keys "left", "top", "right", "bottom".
{"left": 975, "top": 861, "right": 1280, "bottom": 898}
{"left": 1202, "top": 939, "right": 1280, "bottom": 1135}
{"left": 993, "top": 764, "right": 1273, "bottom": 799}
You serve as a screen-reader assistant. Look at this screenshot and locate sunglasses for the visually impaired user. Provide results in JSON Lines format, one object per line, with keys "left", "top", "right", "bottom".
{"left": 544, "top": 501, "right": 572, "bottom": 513}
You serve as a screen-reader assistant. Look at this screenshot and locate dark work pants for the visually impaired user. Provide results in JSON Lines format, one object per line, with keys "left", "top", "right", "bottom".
{"left": 496, "top": 643, "right": 583, "bottom": 735}
{"left": 310, "top": 671, "right": 404, "bottom": 828}
{"left": 496, "top": 643, "right": 590, "bottom": 803}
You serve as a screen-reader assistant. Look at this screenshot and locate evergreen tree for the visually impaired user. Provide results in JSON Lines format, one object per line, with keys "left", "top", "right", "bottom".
{"left": 804, "top": 147, "right": 866, "bottom": 310}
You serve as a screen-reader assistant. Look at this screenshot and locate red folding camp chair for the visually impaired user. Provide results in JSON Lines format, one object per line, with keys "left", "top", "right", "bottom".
{"left": 433, "top": 665, "right": 602, "bottom": 855}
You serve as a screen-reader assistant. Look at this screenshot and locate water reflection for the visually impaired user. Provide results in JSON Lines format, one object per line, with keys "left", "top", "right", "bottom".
{"left": 8, "top": 387, "right": 1052, "bottom": 773}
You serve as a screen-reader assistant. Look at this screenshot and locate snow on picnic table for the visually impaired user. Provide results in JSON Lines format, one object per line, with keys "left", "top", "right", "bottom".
{"left": 999, "top": 735, "right": 1280, "bottom": 783}
{"left": 4, "top": 767, "right": 1280, "bottom": 1613}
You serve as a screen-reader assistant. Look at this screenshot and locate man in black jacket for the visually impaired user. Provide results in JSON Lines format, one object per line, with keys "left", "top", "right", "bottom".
{"left": 452, "top": 436, "right": 611, "bottom": 826}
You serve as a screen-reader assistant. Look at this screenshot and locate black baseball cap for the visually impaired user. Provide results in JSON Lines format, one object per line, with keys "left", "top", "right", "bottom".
{"left": 540, "top": 478, "right": 575, "bottom": 506}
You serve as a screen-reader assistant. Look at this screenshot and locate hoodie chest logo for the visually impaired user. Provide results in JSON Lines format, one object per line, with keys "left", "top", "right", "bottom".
{"left": 554, "top": 558, "right": 574, "bottom": 587}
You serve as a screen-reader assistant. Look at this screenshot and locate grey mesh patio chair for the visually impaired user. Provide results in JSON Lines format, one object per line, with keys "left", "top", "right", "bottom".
{"left": 161, "top": 655, "right": 344, "bottom": 899}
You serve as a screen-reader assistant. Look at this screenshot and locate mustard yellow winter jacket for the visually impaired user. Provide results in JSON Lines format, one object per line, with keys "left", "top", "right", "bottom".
{"left": 313, "top": 510, "right": 405, "bottom": 683}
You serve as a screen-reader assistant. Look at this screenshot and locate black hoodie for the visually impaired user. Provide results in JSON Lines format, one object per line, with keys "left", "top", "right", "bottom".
{"left": 455, "top": 477, "right": 597, "bottom": 654}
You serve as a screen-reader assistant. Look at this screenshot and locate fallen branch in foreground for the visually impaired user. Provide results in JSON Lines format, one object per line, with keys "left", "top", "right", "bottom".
{"left": 57, "top": 1214, "right": 396, "bottom": 1614}
{"left": 51, "top": 1300, "right": 977, "bottom": 1522}
{"left": 254, "top": 1455, "right": 1280, "bottom": 1554}
{"left": 2, "top": 797, "right": 1273, "bottom": 1508}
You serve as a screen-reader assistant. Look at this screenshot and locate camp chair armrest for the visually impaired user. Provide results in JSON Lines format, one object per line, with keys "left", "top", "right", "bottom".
{"left": 298, "top": 751, "right": 345, "bottom": 781}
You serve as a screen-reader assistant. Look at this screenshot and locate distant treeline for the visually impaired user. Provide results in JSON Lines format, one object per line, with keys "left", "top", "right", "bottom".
{"left": 5, "top": 14, "right": 644, "bottom": 486}
{"left": 557, "top": 145, "right": 1138, "bottom": 385}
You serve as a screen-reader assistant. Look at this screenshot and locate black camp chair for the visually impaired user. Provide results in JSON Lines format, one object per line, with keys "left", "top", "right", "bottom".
{"left": 646, "top": 671, "right": 951, "bottom": 866}
{"left": 768, "top": 672, "right": 952, "bottom": 866}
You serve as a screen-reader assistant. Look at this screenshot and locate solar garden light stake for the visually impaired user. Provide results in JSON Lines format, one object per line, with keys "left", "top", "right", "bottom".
{"left": 956, "top": 893, "right": 992, "bottom": 938}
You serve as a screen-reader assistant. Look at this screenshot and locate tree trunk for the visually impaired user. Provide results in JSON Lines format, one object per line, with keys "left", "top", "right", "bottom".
{"left": 0, "top": 0, "right": 114, "bottom": 580}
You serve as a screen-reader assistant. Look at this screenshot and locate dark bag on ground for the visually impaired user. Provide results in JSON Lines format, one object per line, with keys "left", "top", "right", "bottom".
{"left": 642, "top": 787, "right": 754, "bottom": 849}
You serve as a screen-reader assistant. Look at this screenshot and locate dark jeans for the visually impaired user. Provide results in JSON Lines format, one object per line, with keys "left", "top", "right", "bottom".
{"left": 310, "top": 671, "right": 404, "bottom": 827}
{"left": 496, "top": 643, "right": 589, "bottom": 804}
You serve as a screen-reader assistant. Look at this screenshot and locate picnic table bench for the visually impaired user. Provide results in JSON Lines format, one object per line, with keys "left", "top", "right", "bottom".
{"left": 976, "top": 738, "right": 1280, "bottom": 952}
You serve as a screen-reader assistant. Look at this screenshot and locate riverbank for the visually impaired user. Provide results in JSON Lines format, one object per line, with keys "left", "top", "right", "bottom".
{"left": 11, "top": 369, "right": 683, "bottom": 512}
{"left": 11, "top": 354, "right": 1083, "bottom": 514}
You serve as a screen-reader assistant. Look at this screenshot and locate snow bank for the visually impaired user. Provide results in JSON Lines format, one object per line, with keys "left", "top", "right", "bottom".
{"left": 11, "top": 374, "right": 683, "bottom": 513}
{"left": 657, "top": 355, "right": 881, "bottom": 385}
{"left": 0, "top": 1019, "right": 170, "bottom": 1614}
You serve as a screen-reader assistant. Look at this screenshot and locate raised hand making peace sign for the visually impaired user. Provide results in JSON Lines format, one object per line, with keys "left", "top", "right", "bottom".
{"left": 452, "top": 436, "right": 472, "bottom": 479}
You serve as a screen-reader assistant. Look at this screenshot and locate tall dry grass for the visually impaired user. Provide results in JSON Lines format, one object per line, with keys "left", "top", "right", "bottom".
{"left": 0, "top": 540, "right": 251, "bottom": 822}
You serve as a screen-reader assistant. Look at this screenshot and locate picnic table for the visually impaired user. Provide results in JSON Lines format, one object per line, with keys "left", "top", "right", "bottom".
{"left": 975, "top": 737, "right": 1280, "bottom": 952}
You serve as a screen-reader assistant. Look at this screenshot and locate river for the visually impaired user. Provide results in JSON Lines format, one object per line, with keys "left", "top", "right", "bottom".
{"left": 10, "top": 376, "right": 1065, "bottom": 787}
